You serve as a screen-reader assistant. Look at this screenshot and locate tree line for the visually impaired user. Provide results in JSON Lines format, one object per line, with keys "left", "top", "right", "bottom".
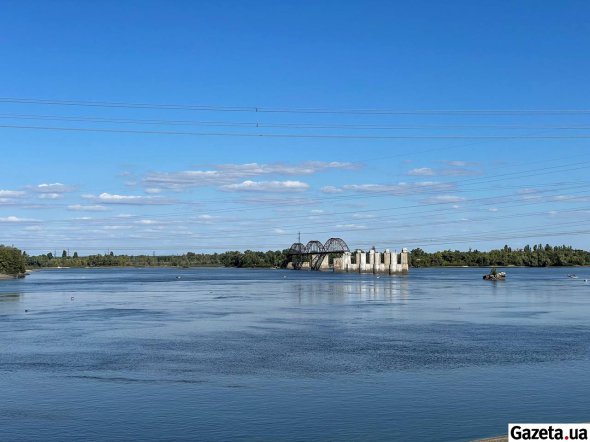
{"left": 409, "top": 244, "right": 590, "bottom": 267}
{"left": 2, "top": 244, "right": 590, "bottom": 274}
{"left": 24, "top": 249, "right": 290, "bottom": 269}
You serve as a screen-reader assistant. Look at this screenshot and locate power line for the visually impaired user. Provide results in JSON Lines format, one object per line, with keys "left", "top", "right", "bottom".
{"left": 3, "top": 97, "right": 590, "bottom": 115}
{"left": 4, "top": 123, "right": 590, "bottom": 139}
{"left": 3, "top": 113, "right": 590, "bottom": 131}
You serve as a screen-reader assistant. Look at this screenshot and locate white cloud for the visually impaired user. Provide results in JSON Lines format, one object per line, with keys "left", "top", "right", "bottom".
{"left": 220, "top": 180, "right": 309, "bottom": 192}
{"left": 143, "top": 161, "right": 360, "bottom": 191}
{"left": 424, "top": 195, "right": 466, "bottom": 203}
{"left": 83, "top": 193, "right": 173, "bottom": 205}
{"left": 552, "top": 195, "right": 590, "bottom": 202}
{"left": 193, "top": 214, "right": 216, "bottom": 224}
{"left": 218, "top": 161, "right": 358, "bottom": 176}
{"left": 340, "top": 181, "right": 454, "bottom": 195}
{"left": 39, "top": 193, "right": 63, "bottom": 200}
{"left": 0, "top": 216, "right": 38, "bottom": 223}
{"left": 195, "top": 214, "right": 219, "bottom": 222}
{"left": 32, "top": 183, "right": 75, "bottom": 194}
{"left": 24, "top": 225, "right": 43, "bottom": 231}
{"left": 273, "top": 228, "right": 287, "bottom": 234}
{"left": 446, "top": 160, "right": 479, "bottom": 167}
{"left": 408, "top": 167, "right": 435, "bottom": 176}
{"left": 135, "top": 219, "right": 159, "bottom": 225}
{"left": 408, "top": 165, "right": 480, "bottom": 177}
{"left": 67, "top": 204, "right": 110, "bottom": 212}
{"left": 0, "top": 190, "right": 26, "bottom": 198}
{"left": 335, "top": 223, "right": 366, "bottom": 229}
{"left": 320, "top": 186, "right": 343, "bottom": 194}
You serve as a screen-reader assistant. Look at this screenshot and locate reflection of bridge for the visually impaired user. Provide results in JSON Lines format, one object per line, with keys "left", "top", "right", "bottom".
{"left": 287, "top": 237, "right": 409, "bottom": 274}
{"left": 287, "top": 238, "right": 350, "bottom": 270}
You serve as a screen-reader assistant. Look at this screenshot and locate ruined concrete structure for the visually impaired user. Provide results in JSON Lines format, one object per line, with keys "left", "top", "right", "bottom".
{"left": 286, "top": 238, "right": 409, "bottom": 275}
{"left": 333, "top": 249, "right": 409, "bottom": 274}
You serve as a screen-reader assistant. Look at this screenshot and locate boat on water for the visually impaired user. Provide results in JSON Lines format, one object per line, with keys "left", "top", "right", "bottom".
{"left": 483, "top": 268, "right": 506, "bottom": 280}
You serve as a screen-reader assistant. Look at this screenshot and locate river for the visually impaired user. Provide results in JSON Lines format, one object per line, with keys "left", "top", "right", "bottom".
{"left": 1, "top": 267, "right": 589, "bottom": 441}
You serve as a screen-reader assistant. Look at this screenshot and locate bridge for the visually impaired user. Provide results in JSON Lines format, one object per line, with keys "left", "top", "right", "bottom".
{"left": 287, "top": 237, "right": 350, "bottom": 270}
{"left": 286, "top": 237, "right": 409, "bottom": 274}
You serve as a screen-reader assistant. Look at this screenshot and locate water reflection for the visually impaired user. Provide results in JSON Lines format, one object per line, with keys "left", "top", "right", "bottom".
{"left": 293, "top": 277, "right": 409, "bottom": 304}
{"left": 0, "top": 292, "right": 21, "bottom": 302}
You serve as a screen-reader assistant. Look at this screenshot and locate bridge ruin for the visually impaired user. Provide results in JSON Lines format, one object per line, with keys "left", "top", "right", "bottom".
{"left": 286, "top": 238, "right": 409, "bottom": 274}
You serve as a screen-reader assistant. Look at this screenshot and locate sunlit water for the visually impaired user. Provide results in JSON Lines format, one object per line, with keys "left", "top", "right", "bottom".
{"left": 1, "top": 267, "right": 590, "bottom": 441}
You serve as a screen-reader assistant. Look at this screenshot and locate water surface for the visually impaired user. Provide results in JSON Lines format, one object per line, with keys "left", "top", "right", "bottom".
{"left": 1, "top": 267, "right": 589, "bottom": 441}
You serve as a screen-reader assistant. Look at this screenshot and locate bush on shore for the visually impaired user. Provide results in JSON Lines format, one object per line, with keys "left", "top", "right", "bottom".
{"left": 0, "top": 245, "right": 27, "bottom": 277}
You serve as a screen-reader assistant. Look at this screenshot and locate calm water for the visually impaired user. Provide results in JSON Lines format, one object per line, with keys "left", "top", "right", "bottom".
{"left": 1, "top": 267, "right": 590, "bottom": 441}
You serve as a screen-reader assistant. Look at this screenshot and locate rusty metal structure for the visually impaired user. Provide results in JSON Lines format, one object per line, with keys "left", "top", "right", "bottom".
{"left": 287, "top": 237, "right": 350, "bottom": 270}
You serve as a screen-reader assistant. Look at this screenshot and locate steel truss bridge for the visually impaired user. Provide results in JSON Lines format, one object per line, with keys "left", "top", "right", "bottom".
{"left": 287, "top": 237, "right": 350, "bottom": 270}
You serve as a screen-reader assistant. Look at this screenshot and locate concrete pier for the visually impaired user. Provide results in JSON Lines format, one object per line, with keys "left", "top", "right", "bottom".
{"left": 332, "top": 249, "right": 409, "bottom": 275}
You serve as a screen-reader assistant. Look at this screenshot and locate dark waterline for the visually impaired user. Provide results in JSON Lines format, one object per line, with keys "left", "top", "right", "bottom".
{"left": 1, "top": 267, "right": 589, "bottom": 441}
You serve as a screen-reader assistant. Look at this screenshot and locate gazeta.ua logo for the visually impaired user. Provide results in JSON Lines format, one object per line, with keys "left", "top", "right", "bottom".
{"left": 509, "top": 424, "right": 590, "bottom": 441}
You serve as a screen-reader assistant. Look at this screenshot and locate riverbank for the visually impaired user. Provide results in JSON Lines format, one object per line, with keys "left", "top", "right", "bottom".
{"left": 0, "top": 273, "right": 25, "bottom": 280}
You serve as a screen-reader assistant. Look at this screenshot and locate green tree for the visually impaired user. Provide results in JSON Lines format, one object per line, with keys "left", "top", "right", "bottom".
{"left": 0, "top": 245, "right": 27, "bottom": 277}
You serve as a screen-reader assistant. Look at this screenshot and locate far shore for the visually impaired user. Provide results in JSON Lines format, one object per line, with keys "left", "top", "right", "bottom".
{"left": 0, "top": 273, "right": 26, "bottom": 280}
{"left": 16, "top": 264, "right": 590, "bottom": 273}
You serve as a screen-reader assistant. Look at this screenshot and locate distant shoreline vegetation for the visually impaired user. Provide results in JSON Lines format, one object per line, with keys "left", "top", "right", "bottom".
{"left": 2, "top": 244, "right": 589, "bottom": 275}
{"left": 25, "top": 250, "right": 289, "bottom": 269}
{"left": 410, "top": 245, "right": 590, "bottom": 267}
{"left": 0, "top": 245, "right": 27, "bottom": 278}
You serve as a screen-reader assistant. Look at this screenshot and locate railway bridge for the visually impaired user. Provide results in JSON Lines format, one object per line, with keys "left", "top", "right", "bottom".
{"left": 287, "top": 238, "right": 409, "bottom": 274}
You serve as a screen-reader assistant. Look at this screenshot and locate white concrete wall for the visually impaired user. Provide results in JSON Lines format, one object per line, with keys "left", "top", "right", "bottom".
{"left": 305, "top": 249, "right": 409, "bottom": 274}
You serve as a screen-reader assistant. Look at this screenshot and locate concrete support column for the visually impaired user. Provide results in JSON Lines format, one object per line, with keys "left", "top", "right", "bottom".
{"left": 343, "top": 252, "right": 351, "bottom": 271}
{"left": 401, "top": 251, "right": 409, "bottom": 273}
{"left": 390, "top": 252, "right": 398, "bottom": 274}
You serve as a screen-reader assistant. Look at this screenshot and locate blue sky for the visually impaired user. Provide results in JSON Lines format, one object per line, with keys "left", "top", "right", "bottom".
{"left": 1, "top": 0, "right": 589, "bottom": 254}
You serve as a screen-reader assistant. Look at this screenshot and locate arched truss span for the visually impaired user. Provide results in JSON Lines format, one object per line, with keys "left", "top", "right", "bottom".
{"left": 288, "top": 242, "right": 306, "bottom": 255}
{"left": 287, "top": 238, "right": 349, "bottom": 255}
{"left": 324, "top": 238, "right": 350, "bottom": 253}
{"left": 305, "top": 240, "right": 325, "bottom": 254}
{"left": 286, "top": 238, "right": 350, "bottom": 271}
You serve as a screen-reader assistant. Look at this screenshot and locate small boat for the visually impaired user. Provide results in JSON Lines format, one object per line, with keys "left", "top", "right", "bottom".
{"left": 568, "top": 274, "right": 578, "bottom": 279}
{"left": 483, "top": 268, "right": 506, "bottom": 280}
